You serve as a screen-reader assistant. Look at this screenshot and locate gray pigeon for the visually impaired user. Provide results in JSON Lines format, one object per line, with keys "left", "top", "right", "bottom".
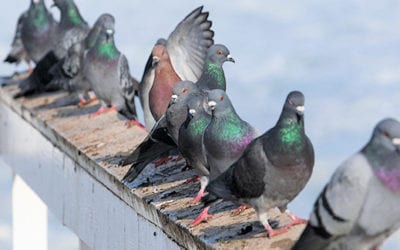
{"left": 196, "top": 44, "right": 235, "bottom": 91}
{"left": 83, "top": 15, "right": 138, "bottom": 121}
{"left": 20, "top": 0, "right": 58, "bottom": 63}
{"left": 177, "top": 95, "right": 211, "bottom": 201}
{"left": 191, "top": 89, "right": 259, "bottom": 226}
{"left": 140, "top": 6, "right": 214, "bottom": 130}
{"left": 292, "top": 118, "right": 400, "bottom": 250}
{"left": 121, "top": 81, "right": 203, "bottom": 183}
{"left": 48, "top": 13, "right": 116, "bottom": 105}
{"left": 14, "top": 0, "right": 89, "bottom": 98}
{"left": 4, "top": 13, "right": 31, "bottom": 69}
{"left": 203, "top": 91, "right": 315, "bottom": 238}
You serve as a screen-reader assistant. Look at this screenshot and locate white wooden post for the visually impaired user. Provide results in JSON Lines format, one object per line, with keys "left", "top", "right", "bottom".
{"left": 12, "top": 175, "right": 48, "bottom": 250}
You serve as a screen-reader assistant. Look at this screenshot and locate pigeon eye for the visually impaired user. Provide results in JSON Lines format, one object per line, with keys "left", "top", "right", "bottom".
{"left": 288, "top": 99, "right": 294, "bottom": 105}
{"left": 217, "top": 50, "right": 223, "bottom": 55}
{"left": 383, "top": 131, "right": 390, "bottom": 138}
{"left": 182, "top": 88, "right": 187, "bottom": 94}
{"left": 220, "top": 95, "right": 224, "bottom": 101}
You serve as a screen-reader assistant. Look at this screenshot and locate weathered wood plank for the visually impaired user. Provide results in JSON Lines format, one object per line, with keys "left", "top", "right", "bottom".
{"left": 0, "top": 85, "right": 304, "bottom": 249}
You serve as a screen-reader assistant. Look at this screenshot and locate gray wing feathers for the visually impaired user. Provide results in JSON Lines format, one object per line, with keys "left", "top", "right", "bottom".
{"left": 310, "top": 153, "right": 371, "bottom": 236}
{"left": 62, "top": 42, "right": 84, "bottom": 78}
{"left": 54, "top": 27, "right": 89, "bottom": 59}
{"left": 118, "top": 54, "right": 136, "bottom": 115}
{"left": 167, "top": 6, "right": 214, "bottom": 82}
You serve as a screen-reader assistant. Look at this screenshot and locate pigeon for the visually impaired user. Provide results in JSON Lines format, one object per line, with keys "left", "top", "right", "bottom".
{"left": 177, "top": 95, "right": 211, "bottom": 201}
{"left": 292, "top": 118, "right": 400, "bottom": 250}
{"left": 201, "top": 91, "right": 315, "bottom": 238}
{"left": 14, "top": 0, "right": 89, "bottom": 98}
{"left": 82, "top": 15, "right": 139, "bottom": 121}
{"left": 191, "top": 89, "right": 259, "bottom": 226}
{"left": 121, "top": 81, "right": 203, "bottom": 183}
{"left": 4, "top": 13, "right": 31, "bottom": 70}
{"left": 140, "top": 6, "right": 214, "bottom": 129}
{"left": 2, "top": 0, "right": 56, "bottom": 86}
{"left": 47, "top": 13, "right": 115, "bottom": 105}
{"left": 20, "top": 0, "right": 58, "bottom": 63}
{"left": 138, "top": 38, "right": 166, "bottom": 131}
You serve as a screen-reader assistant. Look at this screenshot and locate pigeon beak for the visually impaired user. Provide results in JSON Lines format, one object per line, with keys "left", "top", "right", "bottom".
{"left": 152, "top": 56, "right": 160, "bottom": 67}
{"left": 392, "top": 138, "right": 400, "bottom": 146}
{"left": 171, "top": 94, "right": 178, "bottom": 103}
{"left": 226, "top": 54, "right": 235, "bottom": 63}
{"left": 208, "top": 100, "right": 217, "bottom": 111}
{"left": 106, "top": 29, "right": 114, "bottom": 35}
{"left": 296, "top": 105, "right": 305, "bottom": 115}
{"left": 189, "top": 109, "right": 196, "bottom": 115}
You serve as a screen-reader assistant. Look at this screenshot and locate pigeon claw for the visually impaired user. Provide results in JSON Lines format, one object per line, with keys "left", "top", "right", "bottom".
{"left": 190, "top": 207, "right": 212, "bottom": 227}
{"left": 231, "top": 205, "right": 251, "bottom": 216}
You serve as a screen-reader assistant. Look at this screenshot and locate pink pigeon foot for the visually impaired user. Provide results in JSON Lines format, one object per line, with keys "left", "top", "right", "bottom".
{"left": 78, "top": 96, "right": 97, "bottom": 107}
{"left": 285, "top": 211, "right": 308, "bottom": 228}
{"left": 125, "top": 119, "right": 145, "bottom": 129}
{"left": 189, "top": 185, "right": 205, "bottom": 204}
{"left": 90, "top": 105, "right": 117, "bottom": 118}
{"left": 231, "top": 205, "right": 251, "bottom": 216}
{"left": 153, "top": 156, "right": 173, "bottom": 167}
{"left": 184, "top": 175, "right": 201, "bottom": 184}
{"left": 190, "top": 206, "right": 213, "bottom": 226}
{"left": 264, "top": 222, "right": 289, "bottom": 238}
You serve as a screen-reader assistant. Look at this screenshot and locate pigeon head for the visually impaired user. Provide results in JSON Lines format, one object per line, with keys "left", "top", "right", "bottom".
{"left": 97, "top": 14, "right": 115, "bottom": 27}
{"left": 53, "top": 0, "right": 85, "bottom": 26}
{"left": 100, "top": 16, "right": 115, "bottom": 40}
{"left": 286, "top": 91, "right": 305, "bottom": 114}
{"left": 206, "top": 44, "right": 235, "bottom": 65}
{"left": 52, "top": 0, "right": 71, "bottom": 9}
{"left": 187, "top": 95, "right": 208, "bottom": 116}
{"left": 206, "top": 89, "right": 234, "bottom": 116}
{"left": 371, "top": 118, "right": 400, "bottom": 152}
{"left": 86, "top": 14, "right": 115, "bottom": 48}
{"left": 150, "top": 39, "right": 167, "bottom": 67}
{"left": 169, "top": 81, "right": 200, "bottom": 105}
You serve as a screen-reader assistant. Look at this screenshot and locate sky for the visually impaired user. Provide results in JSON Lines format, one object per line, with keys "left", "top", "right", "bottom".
{"left": 1, "top": 0, "right": 400, "bottom": 249}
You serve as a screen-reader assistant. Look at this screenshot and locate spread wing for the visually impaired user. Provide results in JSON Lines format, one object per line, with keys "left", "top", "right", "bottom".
{"left": 166, "top": 6, "right": 214, "bottom": 82}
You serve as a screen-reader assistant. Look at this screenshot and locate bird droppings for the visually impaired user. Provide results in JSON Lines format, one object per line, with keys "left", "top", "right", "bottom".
{"left": 0, "top": 85, "right": 306, "bottom": 249}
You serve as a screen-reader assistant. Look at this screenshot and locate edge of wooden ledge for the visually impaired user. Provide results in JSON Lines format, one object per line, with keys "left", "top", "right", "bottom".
{"left": 0, "top": 87, "right": 211, "bottom": 250}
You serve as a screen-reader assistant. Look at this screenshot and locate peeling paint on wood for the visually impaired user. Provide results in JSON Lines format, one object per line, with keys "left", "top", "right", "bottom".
{"left": 0, "top": 86, "right": 305, "bottom": 249}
